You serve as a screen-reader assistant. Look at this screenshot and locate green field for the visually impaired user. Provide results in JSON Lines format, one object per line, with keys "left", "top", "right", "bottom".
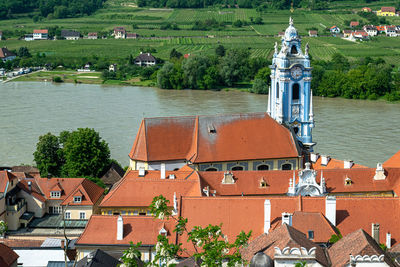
{"left": 1, "top": 0, "right": 400, "bottom": 65}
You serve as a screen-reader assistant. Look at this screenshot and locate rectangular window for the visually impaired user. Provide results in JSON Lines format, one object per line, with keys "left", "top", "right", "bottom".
{"left": 79, "top": 212, "right": 86, "bottom": 219}
{"left": 74, "top": 196, "right": 82, "bottom": 203}
{"left": 50, "top": 206, "right": 62, "bottom": 214}
{"left": 133, "top": 210, "right": 138, "bottom": 216}
{"left": 308, "top": 230, "right": 314, "bottom": 240}
{"left": 50, "top": 191, "right": 61, "bottom": 198}
{"left": 121, "top": 211, "right": 126, "bottom": 215}
{"left": 65, "top": 212, "right": 71, "bottom": 219}
{"left": 107, "top": 210, "right": 112, "bottom": 215}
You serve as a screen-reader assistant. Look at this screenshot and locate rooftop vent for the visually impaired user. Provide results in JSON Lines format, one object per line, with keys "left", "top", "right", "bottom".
{"left": 169, "top": 174, "right": 176, "bottom": 180}
{"left": 321, "top": 155, "right": 330, "bottom": 166}
{"left": 138, "top": 167, "right": 145, "bottom": 177}
{"left": 374, "top": 163, "right": 386, "bottom": 180}
{"left": 208, "top": 124, "right": 216, "bottom": 134}
{"left": 310, "top": 153, "right": 319, "bottom": 163}
{"left": 344, "top": 160, "right": 353, "bottom": 169}
{"left": 282, "top": 212, "right": 292, "bottom": 226}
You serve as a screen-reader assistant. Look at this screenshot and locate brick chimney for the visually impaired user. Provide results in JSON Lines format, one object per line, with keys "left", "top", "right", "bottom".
{"left": 325, "top": 196, "right": 336, "bottom": 226}
{"left": 117, "top": 216, "right": 123, "bottom": 240}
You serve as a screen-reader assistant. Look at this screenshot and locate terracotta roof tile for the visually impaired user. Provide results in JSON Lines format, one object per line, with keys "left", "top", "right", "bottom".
{"left": 329, "top": 229, "right": 396, "bottom": 266}
{"left": 99, "top": 170, "right": 200, "bottom": 207}
{"left": 0, "top": 239, "right": 43, "bottom": 248}
{"left": 0, "top": 243, "right": 19, "bottom": 266}
{"left": 129, "top": 113, "right": 300, "bottom": 163}
{"left": 312, "top": 157, "right": 367, "bottom": 170}
{"left": 36, "top": 177, "right": 83, "bottom": 199}
{"left": 241, "top": 224, "right": 329, "bottom": 266}
{"left": 381, "top": 7, "right": 396, "bottom": 13}
{"left": 384, "top": 149, "right": 400, "bottom": 168}
{"left": 61, "top": 179, "right": 104, "bottom": 206}
{"left": 18, "top": 179, "right": 46, "bottom": 202}
{"left": 76, "top": 215, "right": 174, "bottom": 246}
{"left": 0, "top": 171, "right": 17, "bottom": 193}
{"left": 33, "top": 29, "right": 48, "bottom": 34}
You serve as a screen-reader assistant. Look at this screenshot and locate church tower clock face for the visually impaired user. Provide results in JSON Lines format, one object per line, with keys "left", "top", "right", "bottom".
{"left": 291, "top": 66, "right": 302, "bottom": 79}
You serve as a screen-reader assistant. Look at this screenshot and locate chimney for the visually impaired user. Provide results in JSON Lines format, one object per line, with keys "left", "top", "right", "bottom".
{"left": 325, "top": 196, "right": 336, "bottom": 226}
{"left": 310, "top": 153, "right": 319, "bottom": 163}
{"left": 344, "top": 160, "right": 353, "bottom": 169}
{"left": 203, "top": 186, "right": 209, "bottom": 197}
{"left": 281, "top": 212, "right": 292, "bottom": 226}
{"left": 372, "top": 223, "right": 380, "bottom": 244}
{"left": 117, "top": 216, "right": 123, "bottom": 240}
{"left": 374, "top": 163, "right": 386, "bottom": 180}
{"left": 161, "top": 163, "right": 166, "bottom": 179}
{"left": 172, "top": 192, "right": 178, "bottom": 215}
{"left": 264, "top": 199, "right": 271, "bottom": 234}
{"left": 147, "top": 53, "right": 150, "bottom": 56}
{"left": 321, "top": 155, "right": 330, "bottom": 166}
{"left": 138, "top": 167, "right": 145, "bottom": 177}
{"left": 28, "top": 181, "right": 32, "bottom": 191}
{"left": 386, "top": 232, "right": 391, "bottom": 249}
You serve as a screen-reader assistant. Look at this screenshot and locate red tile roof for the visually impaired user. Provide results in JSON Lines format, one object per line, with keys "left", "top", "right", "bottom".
{"left": 362, "top": 7, "right": 372, "bottom": 12}
{"left": 0, "top": 171, "right": 17, "bottom": 193}
{"left": 312, "top": 157, "right": 367, "bottom": 170}
{"left": 0, "top": 243, "right": 19, "bottom": 267}
{"left": 198, "top": 168, "right": 400, "bottom": 196}
{"left": 129, "top": 113, "right": 300, "bottom": 163}
{"left": 100, "top": 170, "right": 200, "bottom": 207}
{"left": 0, "top": 239, "right": 43, "bottom": 248}
{"left": 384, "top": 149, "right": 400, "bottom": 168}
{"left": 61, "top": 179, "right": 104, "bottom": 206}
{"left": 241, "top": 224, "right": 329, "bottom": 266}
{"left": 18, "top": 179, "right": 46, "bottom": 202}
{"left": 381, "top": 7, "right": 396, "bottom": 13}
{"left": 328, "top": 229, "right": 396, "bottom": 266}
{"left": 350, "top": 21, "right": 359, "bottom": 27}
{"left": 76, "top": 215, "right": 174, "bottom": 246}
{"left": 33, "top": 29, "right": 48, "bottom": 34}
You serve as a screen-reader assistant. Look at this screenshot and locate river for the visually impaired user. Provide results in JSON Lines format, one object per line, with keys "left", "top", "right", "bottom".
{"left": 1, "top": 82, "right": 400, "bottom": 168}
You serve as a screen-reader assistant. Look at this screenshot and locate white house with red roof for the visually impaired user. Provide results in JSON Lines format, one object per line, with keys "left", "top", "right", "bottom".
{"left": 330, "top": 25, "right": 340, "bottom": 34}
{"left": 33, "top": 29, "right": 48, "bottom": 40}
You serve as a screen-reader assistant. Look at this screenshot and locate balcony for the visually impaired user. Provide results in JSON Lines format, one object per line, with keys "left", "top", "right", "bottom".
{"left": 6, "top": 198, "right": 26, "bottom": 212}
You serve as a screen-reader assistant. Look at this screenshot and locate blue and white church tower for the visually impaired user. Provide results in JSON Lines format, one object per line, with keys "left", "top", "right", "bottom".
{"left": 267, "top": 17, "right": 315, "bottom": 150}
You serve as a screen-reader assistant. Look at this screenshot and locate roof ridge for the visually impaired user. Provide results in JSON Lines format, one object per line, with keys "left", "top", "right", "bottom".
{"left": 100, "top": 176, "right": 129, "bottom": 206}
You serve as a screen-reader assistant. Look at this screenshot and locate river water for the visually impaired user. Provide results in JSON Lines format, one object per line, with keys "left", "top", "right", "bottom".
{"left": 1, "top": 82, "right": 400, "bottom": 168}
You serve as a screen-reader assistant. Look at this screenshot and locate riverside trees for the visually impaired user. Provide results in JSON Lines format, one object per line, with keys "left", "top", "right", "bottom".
{"left": 33, "top": 128, "right": 116, "bottom": 185}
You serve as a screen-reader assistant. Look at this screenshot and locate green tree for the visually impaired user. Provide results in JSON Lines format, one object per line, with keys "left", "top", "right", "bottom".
{"left": 169, "top": 48, "right": 182, "bottom": 59}
{"left": 215, "top": 45, "right": 226, "bottom": 57}
{"left": 220, "top": 48, "right": 251, "bottom": 86}
{"left": 33, "top": 133, "right": 63, "bottom": 177}
{"left": 17, "top": 47, "right": 31, "bottom": 58}
{"left": 250, "top": 78, "right": 268, "bottom": 94}
{"left": 62, "top": 128, "right": 111, "bottom": 178}
{"left": 182, "top": 54, "right": 211, "bottom": 89}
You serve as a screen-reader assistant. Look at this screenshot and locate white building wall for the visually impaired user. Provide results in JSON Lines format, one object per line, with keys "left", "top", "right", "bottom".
{"left": 15, "top": 249, "right": 65, "bottom": 267}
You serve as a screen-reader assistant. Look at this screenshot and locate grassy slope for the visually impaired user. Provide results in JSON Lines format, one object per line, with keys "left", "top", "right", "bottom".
{"left": 1, "top": 0, "right": 400, "bottom": 65}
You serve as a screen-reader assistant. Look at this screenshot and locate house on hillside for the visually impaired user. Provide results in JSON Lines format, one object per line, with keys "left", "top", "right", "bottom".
{"left": 330, "top": 26, "right": 340, "bottom": 34}
{"left": 87, "top": 32, "right": 98, "bottom": 39}
{"left": 134, "top": 52, "right": 157, "bottom": 67}
{"left": 353, "top": 30, "right": 369, "bottom": 40}
{"left": 342, "top": 29, "right": 353, "bottom": 37}
{"left": 361, "top": 7, "right": 372, "bottom": 12}
{"left": 308, "top": 30, "right": 318, "bottom": 37}
{"left": 24, "top": 34, "right": 33, "bottom": 41}
{"left": 61, "top": 30, "right": 80, "bottom": 40}
{"left": 126, "top": 33, "right": 138, "bottom": 39}
{"left": 363, "top": 25, "right": 377, "bottom": 36}
{"left": 377, "top": 6, "right": 396, "bottom": 16}
{"left": 376, "top": 25, "right": 386, "bottom": 33}
{"left": 277, "top": 32, "right": 284, "bottom": 38}
{"left": 113, "top": 27, "right": 126, "bottom": 39}
{"left": 33, "top": 29, "right": 48, "bottom": 40}
{"left": 350, "top": 21, "right": 359, "bottom": 28}
{"left": 109, "top": 64, "right": 117, "bottom": 72}
{"left": 0, "top": 47, "right": 16, "bottom": 62}
{"left": 385, "top": 26, "right": 397, "bottom": 36}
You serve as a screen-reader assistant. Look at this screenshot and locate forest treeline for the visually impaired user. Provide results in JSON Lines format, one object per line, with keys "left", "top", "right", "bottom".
{"left": 137, "top": 0, "right": 383, "bottom": 10}
{"left": 0, "top": 0, "right": 105, "bottom": 20}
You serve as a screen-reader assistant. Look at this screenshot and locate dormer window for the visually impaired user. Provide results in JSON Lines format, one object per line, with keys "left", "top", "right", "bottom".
{"left": 74, "top": 196, "right": 82, "bottom": 203}
{"left": 345, "top": 177, "right": 352, "bottom": 186}
{"left": 260, "top": 178, "right": 268, "bottom": 188}
{"left": 51, "top": 191, "right": 61, "bottom": 198}
{"left": 308, "top": 230, "right": 314, "bottom": 240}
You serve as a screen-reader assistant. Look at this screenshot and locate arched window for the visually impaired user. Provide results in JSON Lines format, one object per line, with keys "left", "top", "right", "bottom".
{"left": 291, "top": 45, "right": 298, "bottom": 54}
{"left": 282, "top": 163, "right": 292, "bottom": 170}
{"left": 276, "top": 83, "right": 279, "bottom": 99}
{"left": 205, "top": 167, "right": 218, "bottom": 171}
{"left": 292, "top": 83, "right": 300, "bottom": 100}
{"left": 293, "top": 127, "right": 299, "bottom": 135}
{"left": 231, "top": 166, "right": 244, "bottom": 171}
{"left": 257, "top": 164, "right": 269, "bottom": 171}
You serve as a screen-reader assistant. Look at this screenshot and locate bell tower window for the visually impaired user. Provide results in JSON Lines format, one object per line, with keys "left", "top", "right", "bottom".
{"left": 291, "top": 45, "right": 298, "bottom": 54}
{"left": 276, "top": 83, "right": 279, "bottom": 99}
{"left": 292, "top": 83, "right": 300, "bottom": 100}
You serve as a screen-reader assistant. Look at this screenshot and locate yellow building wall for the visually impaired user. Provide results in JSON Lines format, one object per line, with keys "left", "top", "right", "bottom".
{"left": 19, "top": 190, "right": 45, "bottom": 218}
{"left": 0, "top": 198, "right": 5, "bottom": 221}
{"left": 65, "top": 206, "right": 93, "bottom": 220}
{"left": 77, "top": 245, "right": 154, "bottom": 262}
{"left": 6, "top": 205, "right": 26, "bottom": 231}
{"left": 101, "top": 207, "right": 151, "bottom": 216}
{"left": 377, "top": 11, "right": 395, "bottom": 16}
